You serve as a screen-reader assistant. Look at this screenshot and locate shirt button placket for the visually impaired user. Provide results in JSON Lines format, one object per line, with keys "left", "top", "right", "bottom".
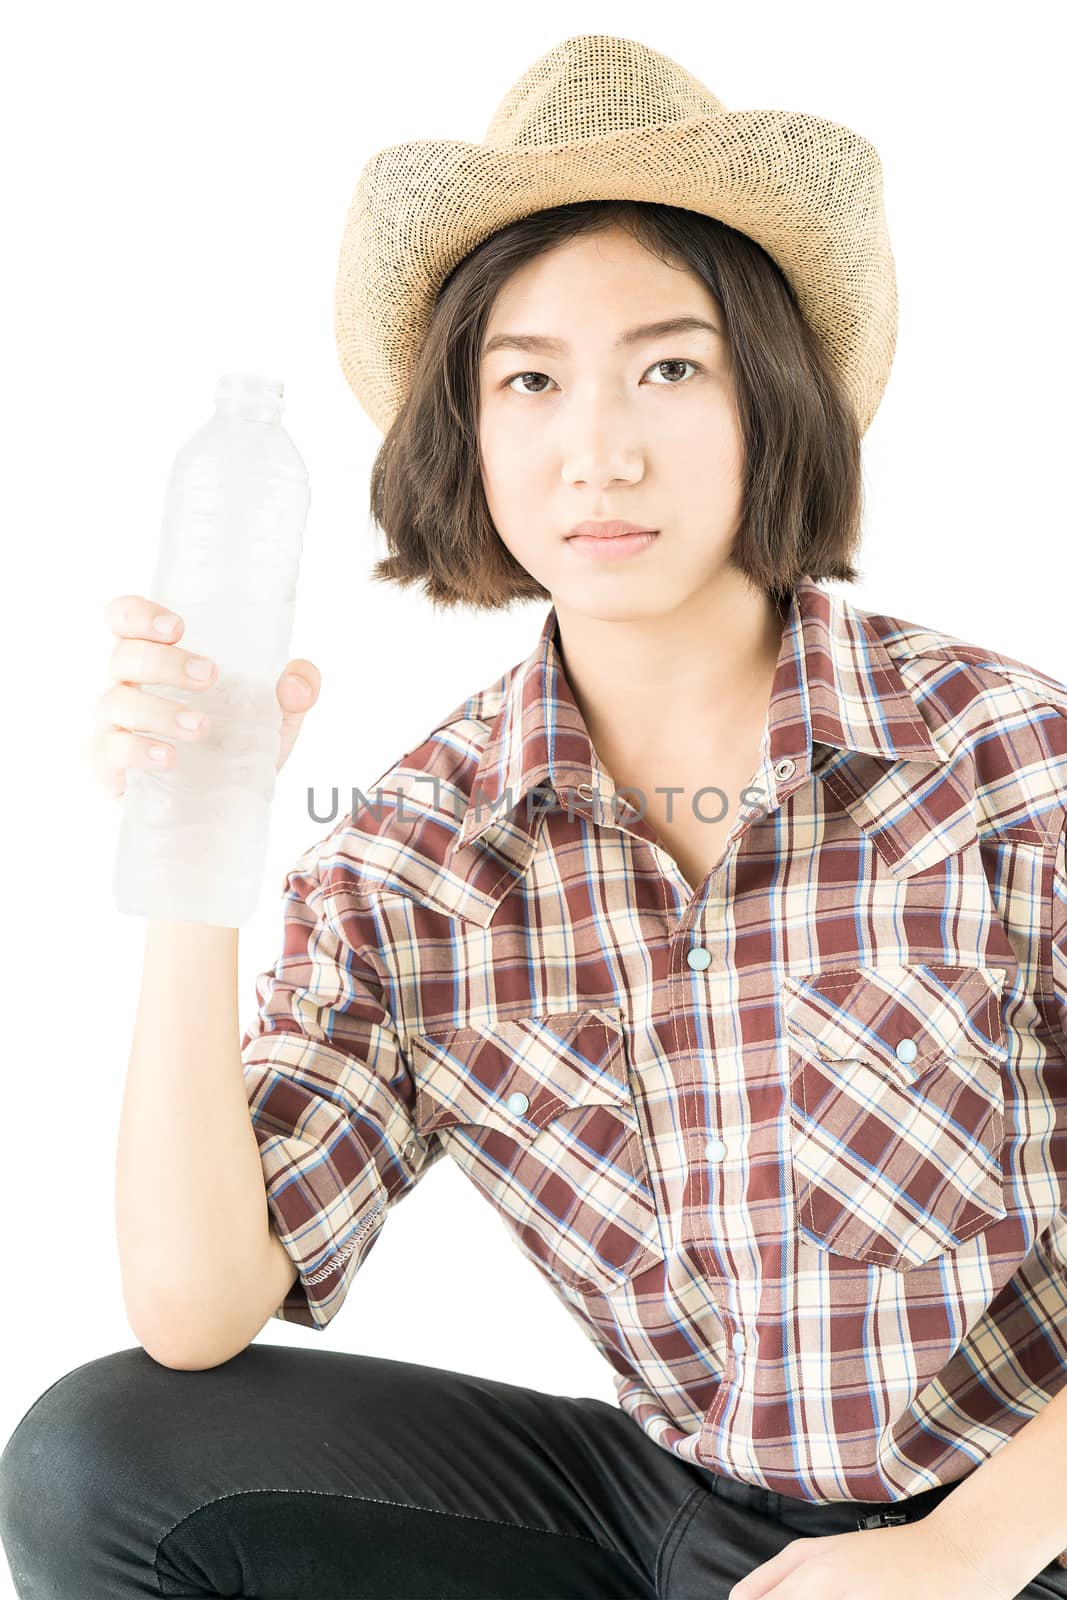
{"left": 686, "top": 927, "right": 729, "bottom": 1168}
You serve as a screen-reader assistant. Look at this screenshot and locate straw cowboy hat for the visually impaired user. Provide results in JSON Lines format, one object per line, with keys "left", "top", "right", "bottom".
{"left": 333, "top": 32, "right": 897, "bottom": 438}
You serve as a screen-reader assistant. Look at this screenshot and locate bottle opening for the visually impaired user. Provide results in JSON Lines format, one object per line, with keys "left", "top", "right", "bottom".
{"left": 214, "top": 373, "right": 285, "bottom": 421}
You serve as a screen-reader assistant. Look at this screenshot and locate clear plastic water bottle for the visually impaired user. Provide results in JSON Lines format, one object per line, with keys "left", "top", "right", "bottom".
{"left": 113, "top": 372, "right": 310, "bottom": 927}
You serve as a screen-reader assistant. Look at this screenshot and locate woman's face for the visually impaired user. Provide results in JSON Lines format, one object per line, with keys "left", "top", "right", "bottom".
{"left": 477, "top": 224, "right": 746, "bottom": 624}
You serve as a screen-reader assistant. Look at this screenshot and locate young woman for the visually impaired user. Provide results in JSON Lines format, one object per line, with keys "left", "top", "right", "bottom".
{"left": 3, "top": 32, "right": 1067, "bottom": 1600}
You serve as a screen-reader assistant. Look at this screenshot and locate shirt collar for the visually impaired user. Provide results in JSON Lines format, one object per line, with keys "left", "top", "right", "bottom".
{"left": 456, "top": 575, "right": 947, "bottom": 851}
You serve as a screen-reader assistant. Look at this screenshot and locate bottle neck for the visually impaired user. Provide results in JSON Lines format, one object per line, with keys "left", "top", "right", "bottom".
{"left": 213, "top": 372, "right": 284, "bottom": 423}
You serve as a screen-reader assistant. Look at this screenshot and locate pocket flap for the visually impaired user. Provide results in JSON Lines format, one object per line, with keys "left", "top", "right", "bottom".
{"left": 781, "top": 964, "right": 1008, "bottom": 1086}
{"left": 410, "top": 1008, "right": 630, "bottom": 1140}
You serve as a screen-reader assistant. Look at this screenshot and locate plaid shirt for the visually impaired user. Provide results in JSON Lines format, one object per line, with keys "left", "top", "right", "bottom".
{"left": 241, "top": 575, "right": 1067, "bottom": 1544}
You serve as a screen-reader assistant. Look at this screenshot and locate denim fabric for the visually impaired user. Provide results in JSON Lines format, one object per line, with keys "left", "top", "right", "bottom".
{"left": 1, "top": 1343, "right": 1065, "bottom": 1599}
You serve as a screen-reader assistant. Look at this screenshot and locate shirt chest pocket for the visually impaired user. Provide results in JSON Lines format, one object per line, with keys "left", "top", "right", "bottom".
{"left": 781, "top": 964, "right": 1010, "bottom": 1271}
{"left": 408, "top": 1008, "right": 665, "bottom": 1295}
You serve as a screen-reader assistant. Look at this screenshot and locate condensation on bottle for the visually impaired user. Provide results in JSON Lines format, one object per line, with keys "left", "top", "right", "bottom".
{"left": 112, "top": 373, "right": 310, "bottom": 927}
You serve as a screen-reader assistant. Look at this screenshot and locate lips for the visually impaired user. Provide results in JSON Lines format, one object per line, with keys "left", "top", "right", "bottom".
{"left": 565, "top": 529, "right": 659, "bottom": 561}
{"left": 566, "top": 520, "right": 658, "bottom": 540}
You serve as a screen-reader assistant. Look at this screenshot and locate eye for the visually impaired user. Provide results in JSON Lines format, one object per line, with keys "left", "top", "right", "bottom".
{"left": 501, "top": 358, "right": 704, "bottom": 395}
{"left": 644, "top": 359, "right": 703, "bottom": 386}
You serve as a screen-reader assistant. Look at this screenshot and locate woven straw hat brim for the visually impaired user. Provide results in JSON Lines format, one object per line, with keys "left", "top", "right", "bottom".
{"left": 335, "top": 56, "right": 897, "bottom": 438}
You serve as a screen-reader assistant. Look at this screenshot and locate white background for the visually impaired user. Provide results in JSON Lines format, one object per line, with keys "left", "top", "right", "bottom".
{"left": 1, "top": 2, "right": 1063, "bottom": 1593}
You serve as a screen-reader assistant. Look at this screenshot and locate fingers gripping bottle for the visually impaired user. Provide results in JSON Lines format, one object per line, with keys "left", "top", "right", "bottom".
{"left": 113, "top": 373, "right": 310, "bottom": 928}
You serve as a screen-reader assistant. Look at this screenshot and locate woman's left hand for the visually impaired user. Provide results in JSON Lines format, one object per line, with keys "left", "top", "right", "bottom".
{"left": 726, "top": 1516, "right": 1012, "bottom": 1599}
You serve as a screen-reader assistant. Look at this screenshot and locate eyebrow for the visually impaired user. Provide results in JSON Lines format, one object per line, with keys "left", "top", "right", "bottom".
{"left": 480, "top": 315, "right": 722, "bottom": 359}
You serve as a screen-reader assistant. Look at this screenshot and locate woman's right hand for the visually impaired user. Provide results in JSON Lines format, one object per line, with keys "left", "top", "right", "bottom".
{"left": 88, "top": 594, "right": 321, "bottom": 800}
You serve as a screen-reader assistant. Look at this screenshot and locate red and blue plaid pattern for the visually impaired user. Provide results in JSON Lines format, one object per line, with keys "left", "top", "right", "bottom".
{"left": 241, "top": 575, "right": 1067, "bottom": 1523}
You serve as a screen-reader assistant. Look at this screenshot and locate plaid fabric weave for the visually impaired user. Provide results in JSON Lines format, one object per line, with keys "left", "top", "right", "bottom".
{"left": 241, "top": 575, "right": 1067, "bottom": 1525}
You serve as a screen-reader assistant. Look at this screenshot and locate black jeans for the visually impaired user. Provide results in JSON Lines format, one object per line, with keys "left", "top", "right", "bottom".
{"left": 1, "top": 1344, "right": 1066, "bottom": 1599}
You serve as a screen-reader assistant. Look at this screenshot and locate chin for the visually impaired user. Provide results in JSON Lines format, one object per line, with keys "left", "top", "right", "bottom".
{"left": 550, "top": 589, "right": 674, "bottom": 624}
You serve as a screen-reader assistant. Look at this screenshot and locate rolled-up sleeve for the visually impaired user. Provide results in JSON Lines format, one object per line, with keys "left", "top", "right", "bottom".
{"left": 240, "top": 845, "right": 433, "bottom": 1331}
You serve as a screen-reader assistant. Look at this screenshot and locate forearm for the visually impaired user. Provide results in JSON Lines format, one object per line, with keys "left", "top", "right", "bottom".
{"left": 115, "top": 919, "right": 273, "bottom": 1361}
{"left": 925, "top": 1377, "right": 1067, "bottom": 1592}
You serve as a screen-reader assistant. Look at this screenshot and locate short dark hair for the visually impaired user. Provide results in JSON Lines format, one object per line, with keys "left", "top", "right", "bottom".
{"left": 367, "top": 199, "right": 864, "bottom": 614}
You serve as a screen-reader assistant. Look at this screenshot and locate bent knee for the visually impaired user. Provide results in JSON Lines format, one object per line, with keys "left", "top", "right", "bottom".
{"left": 0, "top": 1347, "right": 165, "bottom": 1505}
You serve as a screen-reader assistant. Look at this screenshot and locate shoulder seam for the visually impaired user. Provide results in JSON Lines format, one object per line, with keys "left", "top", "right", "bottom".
{"left": 882, "top": 639, "right": 1067, "bottom": 712}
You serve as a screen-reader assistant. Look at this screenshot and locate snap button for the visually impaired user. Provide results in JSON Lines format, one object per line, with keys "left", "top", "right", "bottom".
{"left": 895, "top": 1038, "right": 918, "bottom": 1064}
{"left": 705, "top": 1138, "right": 726, "bottom": 1162}
{"left": 774, "top": 758, "right": 796, "bottom": 780}
{"left": 686, "top": 947, "right": 712, "bottom": 970}
{"left": 731, "top": 1331, "right": 746, "bottom": 1353}
{"left": 505, "top": 1090, "right": 530, "bottom": 1116}
{"left": 403, "top": 1140, "right": 418, "bottom": 1163}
